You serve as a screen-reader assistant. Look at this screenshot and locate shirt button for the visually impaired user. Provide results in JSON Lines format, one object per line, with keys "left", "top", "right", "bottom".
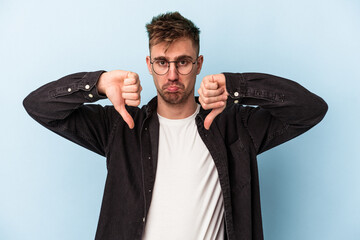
{"left": 85, "top": 84, "right": 90, "bottom": 90}
{"left": 234, "top": 100, "right": 239, "bottom": 104}
{"left": 234, "top": 91, "right": 239, "bottom": 97}
{"left": 144, "top": 127, "right": 148, "bottom": 131}
{"left": 88, "top": 93, "right": 93, "bottom": 98}
{"left": 149, "top": 189, "right": 152, "bottom": 192}
{"left": 143, "top": 217, "right": 145, "bottom": 222}
{"left": 68, "top": 88, "right": 72, "bottom": 92}
{"left": 148, "top": 157, "right": 151, "bottom": 160}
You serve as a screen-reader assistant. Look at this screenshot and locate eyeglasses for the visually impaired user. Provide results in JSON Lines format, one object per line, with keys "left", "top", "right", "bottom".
{"left": 150, "top": 57, "right": 198, "bottom": 75}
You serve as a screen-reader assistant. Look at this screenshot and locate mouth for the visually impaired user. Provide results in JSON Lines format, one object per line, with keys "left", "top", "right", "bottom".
{"left": 163, "top": 83, "right": 184, "bottom": 93}
{"left": 166, "top": 86, "right": 180, "bottom": 92}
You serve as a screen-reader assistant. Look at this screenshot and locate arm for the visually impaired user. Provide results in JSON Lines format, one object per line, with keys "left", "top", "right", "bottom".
{"left": 23, "top": 70, "right": 142, "bottom": 156}
{"left": 198, "top": 72, "right": 328, "bottom": 153}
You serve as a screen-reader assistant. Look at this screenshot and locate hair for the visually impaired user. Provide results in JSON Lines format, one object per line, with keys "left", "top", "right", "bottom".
{"left": 146, "top": 12, "right": 200, "bottom": 55}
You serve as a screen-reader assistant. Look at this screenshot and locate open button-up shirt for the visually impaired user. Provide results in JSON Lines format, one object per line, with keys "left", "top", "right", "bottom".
{"left": 23, "top": 71, "right": 328, "bottom": 240}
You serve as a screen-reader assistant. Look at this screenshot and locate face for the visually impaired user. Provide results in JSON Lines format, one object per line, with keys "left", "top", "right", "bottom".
{"left": 146, "top": 37, "right": 203, "bottom": 105}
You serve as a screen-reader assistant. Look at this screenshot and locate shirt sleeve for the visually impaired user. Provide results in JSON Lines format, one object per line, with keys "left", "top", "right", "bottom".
{"left": 223, "top": 72, "right": 328, "bottom": 154}
{"left": 23, "top": 71, "right": 119, "bottom": 157}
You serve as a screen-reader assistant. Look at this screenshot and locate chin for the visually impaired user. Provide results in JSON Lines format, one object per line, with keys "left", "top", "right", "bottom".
{"left": 164, "top": 94, "right": 184, "bottom": 104}
{"left": 160, "top": 92, "right": 185, "bottom": 105}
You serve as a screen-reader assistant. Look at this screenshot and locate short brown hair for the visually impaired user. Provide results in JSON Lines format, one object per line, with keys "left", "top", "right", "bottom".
{"left": 146, "top": 12, "right": 200, "bottom": 55}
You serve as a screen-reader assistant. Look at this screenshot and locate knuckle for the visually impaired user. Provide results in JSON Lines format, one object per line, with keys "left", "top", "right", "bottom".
{"left": 130, "top": 72, "right": 139, "bottom": 80}
{"left": 199, "top": 88, "right": 204, "bottom": 96}
{"left": 202, "top": 89, "right": 208, "bottom": 96}
{"left": 133, "top": 72, "right": 139, "bottom": 78}
{"left": 129, "top": 78, "right": 136, "bottom": 84}
{"left": 133, "top": 85, "right": 138, "bottom": 92}
{"left": 131, "top": 93, "right": 136, "bottom": 99}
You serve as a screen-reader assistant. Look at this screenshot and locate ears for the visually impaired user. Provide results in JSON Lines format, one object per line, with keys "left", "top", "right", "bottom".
{"left": 145, "top": 55, "right": 204, "bottom": 75}
{"left": 196, "top": 55, "right": 204, "bottom": 75}
{"left": 146, "top": 56, "right": 153, "bottom": 75}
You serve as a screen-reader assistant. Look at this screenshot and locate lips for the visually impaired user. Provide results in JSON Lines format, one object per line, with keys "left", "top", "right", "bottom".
{"left": 163, "top": 83, "right": 184, "bottom": 93}
{"left": 166, "top": 86, "right": 180, "bottom": 92}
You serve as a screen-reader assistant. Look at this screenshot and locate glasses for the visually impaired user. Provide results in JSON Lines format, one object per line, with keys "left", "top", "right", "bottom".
{"left": 150, "top": 57, "right": 198, "bottom": 75}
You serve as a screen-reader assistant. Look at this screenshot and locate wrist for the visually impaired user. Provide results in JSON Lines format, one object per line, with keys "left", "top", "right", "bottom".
{"left": 96, "top": 72, "right": 108, "bottom": 95}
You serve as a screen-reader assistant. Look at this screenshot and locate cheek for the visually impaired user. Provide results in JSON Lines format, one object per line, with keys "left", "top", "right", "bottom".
{"left": 184, "top": 75, "right": 197, "bottom": 88}
{"left": 152, "top": 76, "right": 163, "bottom": 89}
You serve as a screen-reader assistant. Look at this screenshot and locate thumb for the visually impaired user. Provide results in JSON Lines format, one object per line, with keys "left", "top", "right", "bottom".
{"left": 115, "top": 103, "right": 135, "bottom": 129}
{"left": 204, "top": 108, "right": 222, "bottom": 130}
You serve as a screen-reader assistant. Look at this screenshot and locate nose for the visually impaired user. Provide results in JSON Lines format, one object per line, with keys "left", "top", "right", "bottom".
{"left": 167, "top": 62, "right": 179, "bottom": 81}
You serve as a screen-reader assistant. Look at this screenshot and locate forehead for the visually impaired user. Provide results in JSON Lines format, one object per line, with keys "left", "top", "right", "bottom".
{"left": 150, "top": 37, "right": 197, "bottom": 58}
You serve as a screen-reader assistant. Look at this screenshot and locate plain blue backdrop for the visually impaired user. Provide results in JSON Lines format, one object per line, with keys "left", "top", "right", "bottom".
{"left": 1, "top": 0, "right": 359, "bottom": 239}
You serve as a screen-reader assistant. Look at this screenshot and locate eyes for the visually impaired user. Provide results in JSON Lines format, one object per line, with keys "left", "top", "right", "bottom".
{"left": 178, "top": 60, "right": 188, "bottom": 66}
{"left": 157, "top": 60, "right": 167, "bottom": 66}
{"left": 150, "top": 57, "right": 198, "bottom": 75}
{"left": 154, "top": 59, "right": 191, "bottom": 67}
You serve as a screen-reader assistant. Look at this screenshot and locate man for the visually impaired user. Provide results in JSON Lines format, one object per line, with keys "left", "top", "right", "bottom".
{"left": 23, "top": 12, "right": 327, "bottom": 240}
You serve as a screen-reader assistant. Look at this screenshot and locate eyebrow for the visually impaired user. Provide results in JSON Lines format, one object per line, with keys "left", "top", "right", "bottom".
{"left": 153, "top": 55, "right": 195, "bottom": 61}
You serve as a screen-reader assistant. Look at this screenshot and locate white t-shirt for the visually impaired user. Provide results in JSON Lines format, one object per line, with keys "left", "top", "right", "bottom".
{"left": 142, "top": 105, "right": 225, "bottom": 240}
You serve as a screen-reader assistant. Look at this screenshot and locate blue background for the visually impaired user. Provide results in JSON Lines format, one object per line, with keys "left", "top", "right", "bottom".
{"left": 1, "top": 0, "right": 359, "bottom": 239}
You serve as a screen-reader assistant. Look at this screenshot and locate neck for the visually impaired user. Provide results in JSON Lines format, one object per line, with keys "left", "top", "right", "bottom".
{"left": 157, "top": 95, "right": 198, "bottom": 119}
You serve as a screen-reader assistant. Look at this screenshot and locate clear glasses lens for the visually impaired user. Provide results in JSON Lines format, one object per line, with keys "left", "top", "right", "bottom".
{"left": 152, "top": 60, "right": 194, "bottom": 75}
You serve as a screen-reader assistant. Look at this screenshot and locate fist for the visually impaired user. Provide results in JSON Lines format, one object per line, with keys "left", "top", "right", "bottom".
{"left": 121, "top": 72, "right": 142, "bottom": 107}
{"left": 198, "top": 74, "right": 228, "bottom": 130}
{"left": 97, "top": 70, "right": 142, "bottom": 129}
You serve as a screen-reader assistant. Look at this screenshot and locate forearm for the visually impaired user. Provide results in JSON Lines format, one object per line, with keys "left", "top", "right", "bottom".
{"left": 224, "top": 72, "right": 328, "bottom": 128}
{"left": 23, "top": 70, "right": 116, "bottom": 156}
{"left": 23, "top": 71, "right": 106, "bottom": 125}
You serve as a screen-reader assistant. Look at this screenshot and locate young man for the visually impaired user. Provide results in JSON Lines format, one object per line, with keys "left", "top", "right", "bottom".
{"left": 23, "top": 12, "right": 327, "bottom": 240}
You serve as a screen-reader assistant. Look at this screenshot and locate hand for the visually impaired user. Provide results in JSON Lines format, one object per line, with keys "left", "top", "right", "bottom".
{"left": 198, "top": 74, "right": 228, "bottom": 130}
{"left": 97, "top": 70, "right": 142, "bottom": 129}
